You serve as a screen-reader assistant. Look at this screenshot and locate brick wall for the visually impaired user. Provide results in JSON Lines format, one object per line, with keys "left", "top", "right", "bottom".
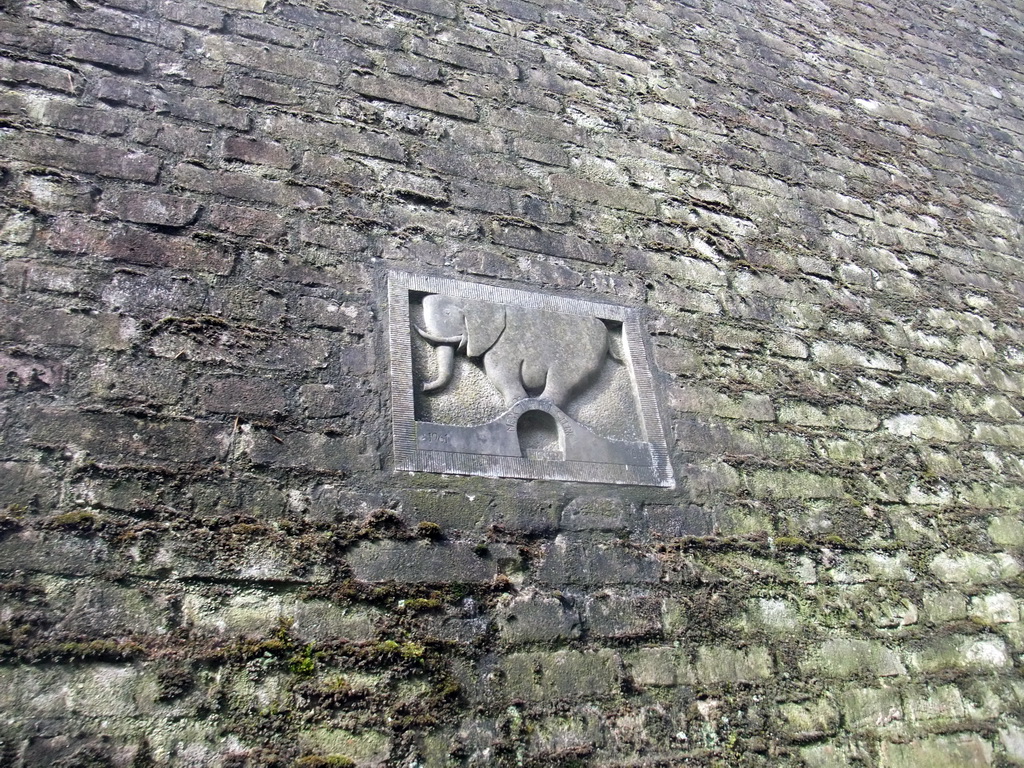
{"left": 1, "top": 0, "right": 1023, "bottom": 765}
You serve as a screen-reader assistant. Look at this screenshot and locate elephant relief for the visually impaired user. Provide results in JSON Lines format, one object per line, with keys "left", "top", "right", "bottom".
{"left": 414, "top": 293, "right": 618, "bottom": 409}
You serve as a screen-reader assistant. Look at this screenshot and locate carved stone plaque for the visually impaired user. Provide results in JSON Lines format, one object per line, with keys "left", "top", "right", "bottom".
{"left": 388, "top": 271, "right": 674, "bottom": 487}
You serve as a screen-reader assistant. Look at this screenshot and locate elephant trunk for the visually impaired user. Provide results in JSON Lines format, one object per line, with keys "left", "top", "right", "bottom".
{"left": 422, "top": 343, "right": 455, "bottom": 393}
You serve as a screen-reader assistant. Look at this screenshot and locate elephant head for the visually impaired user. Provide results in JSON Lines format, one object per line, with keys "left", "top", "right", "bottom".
{"left": 415, "top": 294, "right": 506, "bottom": 393}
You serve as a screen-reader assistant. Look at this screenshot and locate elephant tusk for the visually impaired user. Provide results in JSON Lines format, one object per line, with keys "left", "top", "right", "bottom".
{"left": 415, "top": 325, "right": 464, "bottom": 345}
{"left": 422, "top": 343, "right": 455, "bottom": 393}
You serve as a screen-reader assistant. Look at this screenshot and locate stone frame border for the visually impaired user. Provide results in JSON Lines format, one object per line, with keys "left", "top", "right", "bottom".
{"left": 388, "top": 270, "right": 674, "bottom": 487}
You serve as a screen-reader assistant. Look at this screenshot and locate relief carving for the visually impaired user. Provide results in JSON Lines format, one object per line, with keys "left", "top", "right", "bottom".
{"left": 414, "top": 294, "right": 616, "bottom": 408}
{"left": 389, "top": 271, "right": 673, "bottom": 487}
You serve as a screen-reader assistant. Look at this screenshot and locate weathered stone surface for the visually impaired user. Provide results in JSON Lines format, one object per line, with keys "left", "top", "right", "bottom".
{"left": 1, "top": 0, "right": 1022, "bottom": 762}
{"left": 538, "top": 535, "right": 662, "bottom": 584}
{"left": 584, "top": 592, "right": 662, "bottom": 639}
{"left": 694, "top": 646, "right": 773, "bottom": 684}
{"left": 930, "top": 552, "right": 1022, "bottom": 585}
{"left": 779, "top": 698, "right": 840, "bottom": 742}
{"left": 497, "top": 649, "right": 621, "bottom": 702}
{"left": 879, "top": 734, "right": 993, "bottom": 768}
{"left": 346, "top": 540, "right": 498, "bottom": 583}
{"left": 623, "top": 646, "right": 687, "bottom": 688}
{"left": 912, "top": 635, "right": 1013, "bottom": 673}
{"left": 496, "top": 589, "right": 581, "bottom": 643}
{"left": 802, "top": 639, "right": 907, "bottom": 678}
{"left": 840, "top": 686, "right": 904, "bottom": 733}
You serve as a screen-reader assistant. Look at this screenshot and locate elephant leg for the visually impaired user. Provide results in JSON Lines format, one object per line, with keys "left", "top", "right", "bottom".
{"left": 484, "top": 355, "right": 528, "bottom": 406}
{"left": 539, "top": 379, "right": 570, "bottom": 409}
{"left": 541, "top": 339, "right": 605, "bottom": 409}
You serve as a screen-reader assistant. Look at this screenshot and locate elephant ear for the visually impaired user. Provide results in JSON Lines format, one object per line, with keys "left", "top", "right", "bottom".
{"left": 464, "top": 301, "right": 506, "bottom": 358}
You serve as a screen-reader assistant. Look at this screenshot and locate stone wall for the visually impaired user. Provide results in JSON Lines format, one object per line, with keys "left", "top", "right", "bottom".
{"left": 1, "top": 0, "right": 1023, "bottom": 765}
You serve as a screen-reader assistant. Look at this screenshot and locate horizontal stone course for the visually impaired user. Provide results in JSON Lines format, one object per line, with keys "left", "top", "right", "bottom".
{"left": 4, "top": 133, "right": 160, "bottom": 181}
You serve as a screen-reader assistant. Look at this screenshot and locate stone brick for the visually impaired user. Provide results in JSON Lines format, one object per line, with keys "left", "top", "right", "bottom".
{"left": 163, "top": 94, "right": 251, "bottom": 130}
{"left": 159, "top": 1, "right": 225, "bottom": 30}
{"left": 386, "top": 170, "right": 449, "bottom": 204}
{"left": 559, "top": 496, "right": 631, "bottom": 532}
{"left": 71, "top": 5, "right": 186, "bottom": 48}
{"left": 0, "top": 306, "right": 133, "bottom": 349}
{"left": 7, "top": 135, "right": 160, "bottom": 182}
{"left": 801, "top": 639, "right": 907, "bottom": 678}
{"left": 879, "top": 735, "right": 993, "bottom": 768}
{"left": 550, "top": 174, "right": 657, "bottom": 215}
{"left": 47, "top": 215, "right": 232, "bottom": 274}
{"left": 972, "top": 423, "right": 1024, "bottom": 447}
{"left": 245, "top": 429, "right": 372, "bottom": 474}
{"left": 989, "top": 516, "right": 1024, "bottom": 547}
{"left": 538, "top": 534, "right": 662, "bottom": 585}
{"left": 969, "top": 592, "right": 1021, "bottom": 625}
{"left": 497, "top": 649, "right": 620, "bottom": 702}
{"left": 206, "top": 203, "right": 286, "bottom": 239}
{"left": 694, "top": 646, "right": 773, "bottom": 684}
{"left": 53, "top": 583, "right": 167, "bottom": 636}
{"left": 33, "top": 99, "right": 129, "bottom": 136}
{"left": 66, "top": 665, "right": 143, "bottom": 719}
{"left": 23, "top": 408, "right": 231, "bottom": 467}
{"left": 623, "top": 646, "right": 688, "bottom": 687}
{"left": 584, "top": 592, "right": 662, "bottom": 639}
{"left": 812, "top": 341, "right": 902, "bottom": 372}
{"left": 346, "top": 540, "right": 498, "bottom": 583}
{"left": 0, "top": 460, "right": 59, "bottom": 510}
{"left": 200, "top": 376, "right": 288, "bottom": 416}
{"left": 884, "top": 414, "right": 965, "bottom": 443}
{"left": 908, "top": 635, "right": 1012, "bottom": 673}
{"left": 496, "top": 589, "right": 581, "bottom": 643}
{"left": 184, "top": 591, "right": 378, "bottom": 642}
{"left": 0, "top": 57, "right": 80, "bottom": 93}
{"left": 451, "top": 179, "right": 516, "bottom": 214}
{"left": 0, "top": 352, "right": 63, "bottom": 393}
{"left": 223, "top": 135, "right": 294, "bottom": 169}
{"left": 903, "top": 684, "right": 969, "bottom": 725}
{"left": 0, "top": 212, "right": 36, "bottom": 244}
{"left": 801, "top": 743, "right": 855, "bottom": 768}
{"left": 66, "top": 36, "right": 147, "bottom": 72}
{"left": 840, "top": 685, "right": 904, "bottom": 732}
{"left": 297, "top": 728, "right": 390, "bottom": 766}
{"left": 202, "top": 36, "right": 340, "bottom": 85}
{"left": 930, "top": 552, "right": 1021, "bottom": 585}
{"left": 0, "top": 531, "right": 112, "bottom": 576}
{"left": 516, "top": 138, "right": 570, "bottom": 166}
{"left": 264, "top": 114, "right": 405, "bottom": 161}
{"left": 745, "top": 470, "right": 845, "bottom": 499}
{"left": 234, "top": 74, "right": 300, "bottom": 104}
{"left": 297, "top": 221, "right": 371, "bottom": 253}
{"left": 298, "top": 384, "right": 353, "bottom": 419}
{"left": 779, "top": 698, "right": 840, "bottom": 741}
{"left": 711, "top": 325, "right": 762, "bottom": 350}
{"left": 956, "top": 483, "right": 1024, "bottom": 510}
{"left": 999, "top": 726, "right": 1024, "bottom": 765}
{"left": 100, "top": 191, "right": 201, "bottom": 226}
{"left": 742, "top": 598, "right": 801, "bottom": 634}
{"left": 922, "top": 590, "right": 968, "bottom": 623}
{"left": 350, "top": 74, "right": 478, "bottom": 120}
{"left": 489, "top": 221, "right": 613, "bottom": 264}
{"left": 638, "top": 503, "right": 714, "bottom": 537}
{"left": 452, "top": 247, "right": 518, "bottom": 279}
{"left": 0, "top": 666, "right": 75, "bottom": 719}
{"left": 421, "top": 147, "right": 534, "bottom": 189}
{"left": 173, "top": 163, "right": 327, "bottom": 209}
